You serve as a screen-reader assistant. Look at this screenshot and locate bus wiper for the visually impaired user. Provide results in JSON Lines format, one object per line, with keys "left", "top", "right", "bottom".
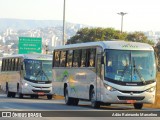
{"left": 41, "top": 69, "right": 50, "bottom": 81}
{"left": 133, "top": 59, "right": 146, "bottom": 84}
{"left": 35, "top": 69, "right": 49, "bottom": 81}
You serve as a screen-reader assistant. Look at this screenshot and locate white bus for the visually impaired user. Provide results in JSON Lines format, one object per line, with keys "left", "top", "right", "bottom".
{"left": 0, "top": 54, "right": 53, "bottom": 99}
{"left": 52, "top": 41, "right": 157, "bottom": 109}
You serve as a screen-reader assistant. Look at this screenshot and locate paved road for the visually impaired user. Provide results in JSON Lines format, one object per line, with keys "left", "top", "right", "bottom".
{"left": 0, "top": 94, "right": 159, "bottom": 120}
{"left": 0, "top": 94, "right": 158, "bottom": 111}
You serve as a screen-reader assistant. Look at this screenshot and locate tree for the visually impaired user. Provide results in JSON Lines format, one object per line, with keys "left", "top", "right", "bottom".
{"left": 126, "top": 32, "right": 154, "bottom": 45}
{"left": 67, "top": 27, "right": 154, "bottom": 46}
{"left": 67, "top": 27, "right": 127, "bottom": 44}
{"left": 155, "top": 41, "right": 160, "bottom": 71}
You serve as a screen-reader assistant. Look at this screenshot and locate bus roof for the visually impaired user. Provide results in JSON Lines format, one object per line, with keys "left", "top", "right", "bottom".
{"left": 1, "top": 54, "right": 52, "bottom": 61}
{"left": 53, "top": 41, "right": 154, "bottom": 51}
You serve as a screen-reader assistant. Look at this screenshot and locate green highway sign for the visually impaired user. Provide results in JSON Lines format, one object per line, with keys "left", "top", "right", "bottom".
{"left": 18, "top": 37, "right": 42, "bottom": 54}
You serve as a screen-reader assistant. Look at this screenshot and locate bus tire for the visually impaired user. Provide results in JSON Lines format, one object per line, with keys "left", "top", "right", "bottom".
{"left": 6, "top": 83, "right": 11, "bottom": 98}
{"left": 72, "top": 98, "right": 79, "bottom": 106}
{"left": 90, "top": 89, "right": 100, "bottom": 109}
{"left": 7, "top": 91, "right": 11, "bottom": 98}
{"left": 64, "top": 87, "right": 73, "bottom": 105}
{"left": 47, "top": 95, "right": 52, "bottom": 100}
{"left": 134, "top": 103, "right": 143, "bottom": 109}
{"left": 11, "top": 92, "right": 16, "bottom": 98}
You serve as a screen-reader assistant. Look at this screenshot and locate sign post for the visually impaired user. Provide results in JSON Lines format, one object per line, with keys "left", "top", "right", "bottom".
{"left": 18, "top": 37, "right": 42, "bottom": 54}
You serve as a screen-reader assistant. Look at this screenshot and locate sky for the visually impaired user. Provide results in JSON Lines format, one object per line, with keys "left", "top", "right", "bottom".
{"left": 0, "top": 0, "right": 160, "bottom": 32}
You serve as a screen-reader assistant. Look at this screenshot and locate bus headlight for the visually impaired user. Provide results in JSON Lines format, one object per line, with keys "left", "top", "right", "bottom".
{"left": 146, "top": 87, "right": 155, "bottom": 92}
{"left": 24, "top": 83, "right": 28, "bottom": 87}
{"left": 104, "top": 84, "right": 117, "bottom": 91}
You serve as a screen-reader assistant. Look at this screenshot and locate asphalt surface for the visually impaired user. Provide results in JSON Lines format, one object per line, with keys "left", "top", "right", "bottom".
{"left": 0, "top": 94, "right": 159, "bottom": 120}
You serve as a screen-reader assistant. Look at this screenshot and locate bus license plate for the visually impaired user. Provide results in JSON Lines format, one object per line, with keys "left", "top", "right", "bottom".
{"left": 38, "top": 92, "right": 44, "bottom": 95}
{"left": 127, "top": 100, "right": 136, "bottom": 103}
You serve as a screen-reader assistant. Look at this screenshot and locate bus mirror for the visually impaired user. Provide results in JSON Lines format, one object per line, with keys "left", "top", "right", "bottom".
{"left": 101, "top": 56, "right": 104, "bottom": 64}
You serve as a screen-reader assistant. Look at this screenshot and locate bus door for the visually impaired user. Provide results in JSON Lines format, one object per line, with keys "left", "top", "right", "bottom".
{"left": 96, "top": 54, "right": 102, "bottom": 101}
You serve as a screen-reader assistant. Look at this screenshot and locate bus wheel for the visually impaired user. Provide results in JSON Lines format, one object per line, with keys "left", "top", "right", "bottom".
{"left": 134, "top": 103, "right": 143, "bottom": 109}
{"left": 72, "top": 98, "right": 79, "bottom": 106}
{"left": 64, "top": 87, "right": 73, "bottom": 105}
{"left": 6, "top": 83, "right": 11, "bottom": 97}
{"left": 90, "top": 89, "right": 100, "bottom": 109}
{"left": 7, "top": 90, "right": 11, "bottom": 98}
{"left": 12, "top": 92, "right": 16, "bottom": 98}
{"left": 47, "top": 95, "right": 52, "bottom": 100}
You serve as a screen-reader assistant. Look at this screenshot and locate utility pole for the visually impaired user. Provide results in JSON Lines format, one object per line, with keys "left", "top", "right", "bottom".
{"left": 117, "top": 12, "right": 127, "bottom": 33}
{"left": 62, "top": 0, "right": 66, "bottom": 45}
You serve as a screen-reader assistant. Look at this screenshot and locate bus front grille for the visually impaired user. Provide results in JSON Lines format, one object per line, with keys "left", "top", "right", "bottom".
{"left": 32, "top": 90, "right": 50, "bottom": 93}
{"left": 33, "top": 86, "right": 50, "bottom": 89}
{"left": 119, "top": 90, "right": 144, "bottom": 94}
{"left": 117, "top": 96, "right": 145, "bottom": 100}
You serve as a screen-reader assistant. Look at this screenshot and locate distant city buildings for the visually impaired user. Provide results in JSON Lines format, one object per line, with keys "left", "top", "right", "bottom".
{"left": 0, "top": 23, "right": 86, "bottom": 56}
{"left": 144, "top": 31, "right": 160, "bottom": 44}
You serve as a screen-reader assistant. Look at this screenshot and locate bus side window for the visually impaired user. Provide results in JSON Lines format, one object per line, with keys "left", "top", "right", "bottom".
{"left": 11, "top": 59, "right": 14, "bottom": 71}
{"left": 66, "top": 50, "right": 73, "bottom": 67}
{"left": 13, "top": 58, "right": 16, "bottom": 71}
{"left": 15, "top": 58, "right": 18, "bottom": 71}
{"left": 54, "top": 51, "right": 60, "bottom": 67}
{"left": 2, "top": 59, "right": 5, "bottom": 71}
{"left": 18, "top": 58, "right": 21, "bottom": 70}
{"left": 6, "top": 59, "right": 9, "bottom": 71}
{"left": 60, "top": 51, "right": 66, "bottom": 67}
{"left": 81, "top": 49, "right": 87, "bottom": 67}
{"left": 8, "top": 59, "right": 12, "bottom": 71}
{"left": 89, "top": 48, "right": 96, "bottom": 67}
{"left": 73, "top": 49, "right": 81, "bottom": 67}
{"left": 4, "top": 59, "right": 7, "bottom": 71}
{"left": 16, "top": 58, "right": 20, "bottom": 71}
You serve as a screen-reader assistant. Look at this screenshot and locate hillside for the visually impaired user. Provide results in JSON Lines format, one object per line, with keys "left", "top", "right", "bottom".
{"left": 0, "top": 18, "right": 63, "bottom": 31}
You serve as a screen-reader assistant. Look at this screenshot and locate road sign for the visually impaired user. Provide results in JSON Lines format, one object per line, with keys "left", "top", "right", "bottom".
{"left": 18, "top": 37, "right": 42, "bottom": 54}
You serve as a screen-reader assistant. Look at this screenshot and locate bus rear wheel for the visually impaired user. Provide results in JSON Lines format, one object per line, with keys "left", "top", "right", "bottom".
{"left": 18, "top": 93, "right": 23, "bottom": 99}
{"left": 72, "top": 98, "right": 79, "bottom": 106}
{"left": 6, "top": 83, "right": 11, "bottom": 97}
{"left": 134, "top": 103, "right": 143, "bottom": 109}
{"left": 90, "top": 89, "right": 100, "bottom": 109}
{"left": 11, "top": 92, "right": 16, "bottom": 98}
{"left": 7, "top": 91, "right": 12, "bottom": 97}
{"left": 64, "top": 87, "right": 73, "bottom": 105}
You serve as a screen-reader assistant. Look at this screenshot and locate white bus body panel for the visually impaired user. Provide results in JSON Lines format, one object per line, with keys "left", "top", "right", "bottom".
{"left": 53, "top": 68, "right": 97, "bottom": 100}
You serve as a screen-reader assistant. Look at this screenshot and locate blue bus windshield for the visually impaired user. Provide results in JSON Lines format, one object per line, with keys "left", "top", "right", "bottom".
{"left": 105, "top": 50, "right": 156, "bottom": 83}
{"left": 24, "top": 59, "right": 52, "bottom": 81}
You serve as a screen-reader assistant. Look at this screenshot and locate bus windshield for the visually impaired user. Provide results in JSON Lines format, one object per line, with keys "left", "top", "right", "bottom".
{"left": 105, "top": 50, "right": 156, "bottom": 84}
{"left": 24, "top": 59, "right": 52, "bottom": 81}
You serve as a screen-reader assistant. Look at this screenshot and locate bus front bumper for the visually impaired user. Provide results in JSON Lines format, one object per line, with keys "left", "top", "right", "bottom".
{"left": 101, "top": 90, "right": 155, "bottom": 104}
